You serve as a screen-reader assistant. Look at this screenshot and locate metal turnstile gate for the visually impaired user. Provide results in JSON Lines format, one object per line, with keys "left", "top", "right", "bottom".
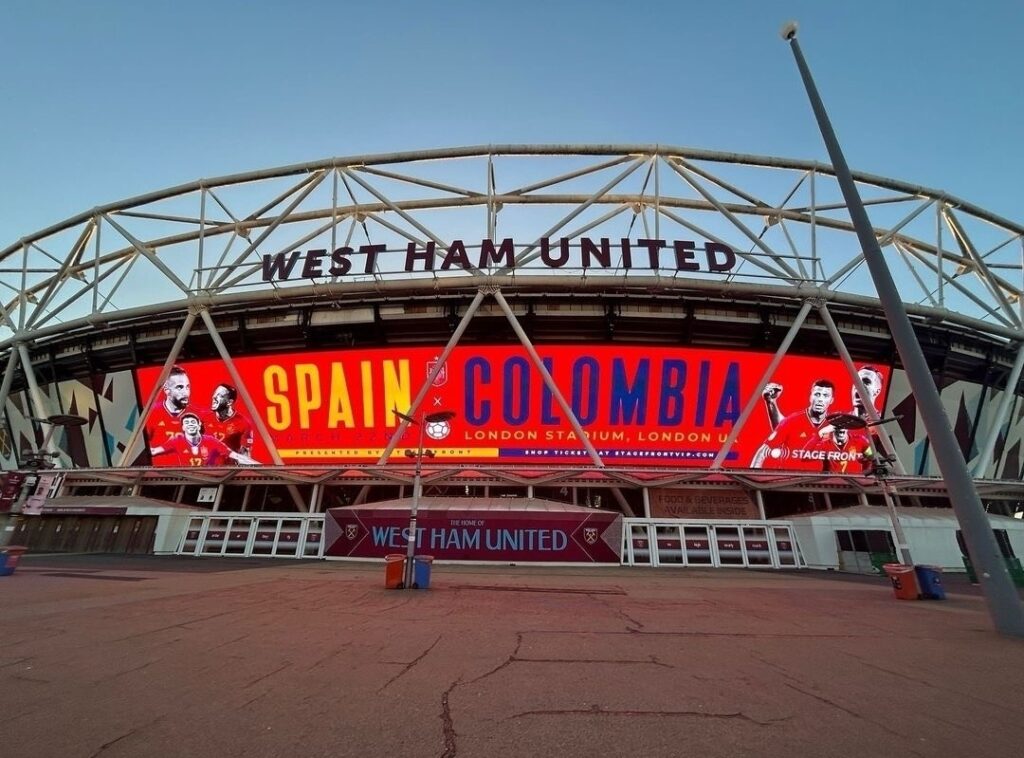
{"left": 177, "top": 513, "right": 324, "bottom": 558}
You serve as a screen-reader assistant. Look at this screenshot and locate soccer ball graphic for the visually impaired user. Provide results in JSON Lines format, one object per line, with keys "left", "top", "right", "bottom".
{"left": 425, "top": 418, "right": 452, "bottom": 440}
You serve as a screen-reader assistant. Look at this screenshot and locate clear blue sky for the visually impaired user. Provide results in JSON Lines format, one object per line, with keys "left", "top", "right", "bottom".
{"left": 2, "top": 0, "right": 1021, "bottom": 247}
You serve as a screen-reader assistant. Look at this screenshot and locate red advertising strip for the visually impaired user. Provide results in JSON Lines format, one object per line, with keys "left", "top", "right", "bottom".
{"left": 325, "top": 505, "right": 622, "bottom": 563}
{"left": 137, "top": 345, "right": 891, "bottom": 470}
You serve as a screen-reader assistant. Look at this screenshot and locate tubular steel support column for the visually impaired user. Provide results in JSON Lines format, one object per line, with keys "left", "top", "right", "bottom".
{"left": 198, "top": 308, "right": 288, "bottom": 463}
{"left": 377, "top": 289, "right": 486, "bottom": 465}
{"left": 784, "top": 23, "right": 1024, "bottom": 636}
{"left": 352, "top": 289, "right": 487, "bottom": 507}
{"left": 817, "top": 303, "right": 905, "bottom": 473}
{"left": 199, "top": 309, "right": 307, "bottom": 512}
{"left": 492, "top": 289, "right": 634, "bottom": 515}
{"left": 16, "top": 342, "right": 61, "bottom": 462}
{"left": 116, "top": 311, "right": 198, "bottom": 466}
{"left": 711, "top": 300, "right": 813, "bottom": 469}
{"left": 493, "top": 290, "right": 604, "bottom": 464}
{"left": 754, "top": 490, "right": 766, "bottom": 521}
{"left": 973, "top": 342, "right": 1024, "bottom": 477}
{"left": 0, "top": 348, "right": 20, "bottom": 418}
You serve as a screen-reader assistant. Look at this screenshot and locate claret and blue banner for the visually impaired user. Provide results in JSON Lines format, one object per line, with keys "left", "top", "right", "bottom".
{"left": 135, "top": 344, "right": 891, "bottom": 470}
{"left": 324, "top": 501, "right": 623, "bottom": 563}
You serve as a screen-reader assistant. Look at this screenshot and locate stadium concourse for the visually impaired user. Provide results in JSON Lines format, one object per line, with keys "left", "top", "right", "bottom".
{"left": 1, "top": 146, "right": 1024, "bottom": 572}
{"left": 2, "top": 553, "right": 1024, "bottom": 757}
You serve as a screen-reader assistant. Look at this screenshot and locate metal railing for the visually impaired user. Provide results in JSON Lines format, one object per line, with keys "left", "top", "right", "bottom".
{"left": 177, "top": 512, "right": 324, "bottom": 559}
{"left": 621, "top": 518, "right": 801, "bottom": 569}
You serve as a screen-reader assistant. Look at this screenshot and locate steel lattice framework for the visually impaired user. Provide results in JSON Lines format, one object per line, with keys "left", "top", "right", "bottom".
{"left": 2, "top": 145, "right": 1024, "bottom": 503}
{"left": 2, "top": 144, "right": 1023, "bottom": 347}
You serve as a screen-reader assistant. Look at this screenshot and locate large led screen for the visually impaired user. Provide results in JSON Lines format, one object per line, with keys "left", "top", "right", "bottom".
{"left": 136, "top": 345, "right": 891, "bottom": 470}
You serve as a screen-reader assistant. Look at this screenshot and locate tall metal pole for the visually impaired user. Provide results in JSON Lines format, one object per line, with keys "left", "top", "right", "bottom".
{"left": 403, "top": 415, "right": 426, "bottom": 589}
{"left": 879, "top": 479, "right": 912, "bottom": 565}
{"left": 782, "top": 22, "right": 1024, "bottom": 636}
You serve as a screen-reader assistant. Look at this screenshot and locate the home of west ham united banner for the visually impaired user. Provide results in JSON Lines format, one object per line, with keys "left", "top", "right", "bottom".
{"left": 325, "top": 498, "right": 622, "bottom": 563}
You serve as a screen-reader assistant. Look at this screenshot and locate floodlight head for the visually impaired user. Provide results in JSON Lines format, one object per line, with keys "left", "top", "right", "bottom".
{"left": 424, "top": 410, "right": 456, "bottom": 423}
{"left": 824, "top": 412, "right": 868, "bottom": 430}
{"left": 30, "top": 414, "right": 88, "bottom": 427}
{"left": 780, "top": 20, "right": 798, "bottom": 41}
{"left": 48, "top": 414, "right": 88, "bottom": 427}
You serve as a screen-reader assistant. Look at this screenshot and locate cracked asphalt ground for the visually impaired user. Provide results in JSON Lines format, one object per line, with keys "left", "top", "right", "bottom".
{"left": 2, "top": 555, "right": 1023, "bottom": 757}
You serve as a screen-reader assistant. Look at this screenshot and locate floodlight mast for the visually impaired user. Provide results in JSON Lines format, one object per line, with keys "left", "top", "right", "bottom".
{"left": 782, "top": 22, "right": 1024, "bottom": 636}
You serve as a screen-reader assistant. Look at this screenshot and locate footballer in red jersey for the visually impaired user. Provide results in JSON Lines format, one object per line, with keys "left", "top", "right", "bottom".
{"left": 146, "top": 365, "right": 202, "bottom": 447}
{"left": 850, "top": 364, "right": 886, "bottom": 423}
{"left": 798, "top": 426, "right": 873, "bottom": 473}
{"left": 150, "top": 413, "right": 259, "bottom": 466}
{"left": 752, "top": 379, "right": 834, "bottom": 469}
{"left": 203, "top": 383, "right": 254, "bottom": 455}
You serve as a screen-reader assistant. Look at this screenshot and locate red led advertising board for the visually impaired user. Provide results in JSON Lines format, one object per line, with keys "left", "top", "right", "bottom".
{"left": 136, "top": 345, "right": 890, "bottom": 470}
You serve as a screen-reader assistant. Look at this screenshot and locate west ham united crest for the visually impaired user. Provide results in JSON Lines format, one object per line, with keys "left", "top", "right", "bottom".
{"left": 584, "top": 527, "right": 599, "bottom": 545}
{"left": 345, "top": 524, "right": 358, "bottom": 541}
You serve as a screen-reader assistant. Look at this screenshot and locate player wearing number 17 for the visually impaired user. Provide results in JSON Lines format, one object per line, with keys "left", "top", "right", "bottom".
{"left": 150, "top": 413, "right": 260, "bottom": 466}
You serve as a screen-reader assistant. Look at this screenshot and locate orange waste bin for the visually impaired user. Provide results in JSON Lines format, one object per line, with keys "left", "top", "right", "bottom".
{"left": 0, "top": 546, "right": 28, "bottom": 577}
{"left": 882, "top": 563, "right": 920, "bottom": 600}
{"left": 384, "top": 554, "right": 406, "bottom": 589}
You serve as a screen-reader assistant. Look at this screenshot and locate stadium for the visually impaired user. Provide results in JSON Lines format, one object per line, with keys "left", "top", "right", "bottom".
{"left": 2, "top": 145, "right": 1024, "bottom": 573}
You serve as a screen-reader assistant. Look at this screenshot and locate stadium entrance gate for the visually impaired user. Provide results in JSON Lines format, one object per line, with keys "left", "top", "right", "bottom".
{"left": 621, "top": 519, "right": 801, "bottom": 568}
{"left": 177, "top": 513, "right": 325, "bottom": 559}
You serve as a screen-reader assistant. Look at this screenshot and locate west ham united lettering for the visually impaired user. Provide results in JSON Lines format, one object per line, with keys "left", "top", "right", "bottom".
{"left": 136, "top": 344, "right": 890, "bottom": 468}
{"left": 261, "top": 237, "right": 736, "bottom": 280}
{"left": 324, "top": 505, "right": 623, "bottom": 563}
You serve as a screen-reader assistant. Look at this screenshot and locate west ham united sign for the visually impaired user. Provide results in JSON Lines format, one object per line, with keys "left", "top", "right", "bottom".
{"left": 261, "top": 237, "right": 737, "bottom": 280}
{"left": 325, "top": 500, "right": 623, "bottom": 563}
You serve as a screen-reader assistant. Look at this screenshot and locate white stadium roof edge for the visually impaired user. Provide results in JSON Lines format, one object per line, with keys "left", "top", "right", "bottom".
{"left": 3, "top": 144, "right": 1024, "bottom": 501}
{"left": 2, "top": 144, "right": 1023, "bottom": 348}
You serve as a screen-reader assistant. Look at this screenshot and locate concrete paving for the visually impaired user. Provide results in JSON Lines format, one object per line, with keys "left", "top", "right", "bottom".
{"left": 1, "top": 554, "right": 1023, "bottom": 757}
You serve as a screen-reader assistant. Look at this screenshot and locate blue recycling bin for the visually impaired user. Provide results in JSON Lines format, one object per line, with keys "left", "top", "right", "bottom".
{"left": 914, "top": 564, "right": 946, "bottom": 600}
{"left": 412, "top": 555, "right": 434, "bottom": 589}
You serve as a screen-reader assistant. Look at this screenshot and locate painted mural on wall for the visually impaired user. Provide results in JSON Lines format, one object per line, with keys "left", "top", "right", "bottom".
{"left": 884, "top": 369, "right": 1024, "bottom": 479}
{"left": 2, "top": 369, "right": 138, "bottom": 470}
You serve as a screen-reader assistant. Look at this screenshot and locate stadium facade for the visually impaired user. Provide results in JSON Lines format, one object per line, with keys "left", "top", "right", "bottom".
{"left": 2, "top": 145, "right": 1023, "bottom": 570}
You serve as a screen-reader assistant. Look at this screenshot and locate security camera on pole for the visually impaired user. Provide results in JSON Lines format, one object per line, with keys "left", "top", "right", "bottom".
{"left": 393, "top": 408, "right": 455, "bottom": 590}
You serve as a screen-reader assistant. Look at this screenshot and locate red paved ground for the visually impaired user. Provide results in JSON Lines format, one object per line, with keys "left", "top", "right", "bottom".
{"left": 2, "top": 555, "right": 1023, "bottom": 757}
